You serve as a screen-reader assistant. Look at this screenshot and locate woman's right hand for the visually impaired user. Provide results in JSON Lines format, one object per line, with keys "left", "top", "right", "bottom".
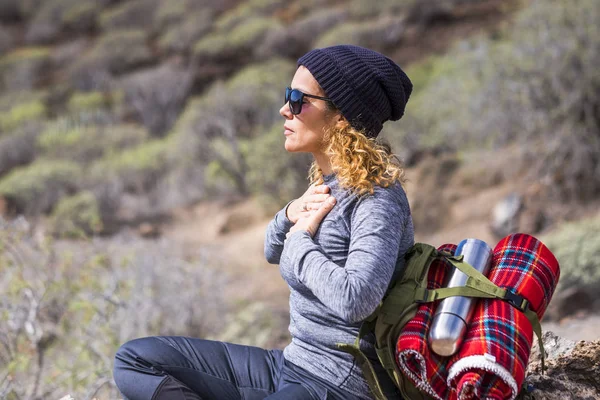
{"left": 286, "top": 184, "right": 332, "bottom": 224}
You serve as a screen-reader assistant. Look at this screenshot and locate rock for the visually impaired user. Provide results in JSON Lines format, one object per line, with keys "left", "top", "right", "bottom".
{"left": 545, "top": 285, "right": 597, "bottom": 321}
{"left": 491, "top": 192, "right": 522, "bottom": 238}
{"left": 524, "top": 331, "right": 600, "bottom": 399}
{"left": 138, "top": 222, "right": 161, "bottom": 239}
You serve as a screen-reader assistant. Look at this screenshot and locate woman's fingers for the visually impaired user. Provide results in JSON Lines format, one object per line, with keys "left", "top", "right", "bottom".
{"left": 312, "top": 184, "right": 330, "bottom": 194}
{"left": 308, "top": 197, "right": 336, "bottom": 229}
{"left": 287, "top": 185, "right": 331, "bottom": 225}
{"left": 287, "top": 196, "right": 336, "bottom": 238}
{"left": 304, "top": 193, "right": 332, "bottom": 207}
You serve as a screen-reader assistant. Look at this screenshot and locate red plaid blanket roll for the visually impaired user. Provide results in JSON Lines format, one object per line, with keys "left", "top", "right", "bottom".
{"left": 447, "top": 233, "right": 560, "bottom": 400}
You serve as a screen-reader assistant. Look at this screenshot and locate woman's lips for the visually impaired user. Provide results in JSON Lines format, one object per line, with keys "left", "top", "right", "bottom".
{"left": 284, "top": 125, "right": 294, "bottom": 136}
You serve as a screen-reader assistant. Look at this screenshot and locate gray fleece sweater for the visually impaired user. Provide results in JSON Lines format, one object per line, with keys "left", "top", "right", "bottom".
{"left": 264, "top": 173, "right": 414, "bottom": 399}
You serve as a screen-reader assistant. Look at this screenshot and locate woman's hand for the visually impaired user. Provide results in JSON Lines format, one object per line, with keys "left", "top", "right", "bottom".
{"left": 287, "top": 196, "right": 336, "bottom": 238}
{"left": 286, "top": 184, "right": 333, "bottom": 224}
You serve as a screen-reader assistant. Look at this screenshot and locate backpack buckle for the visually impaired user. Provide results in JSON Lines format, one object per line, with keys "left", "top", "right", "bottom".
{"left": 504, "top": 290, "right": 529, "bottom": 312}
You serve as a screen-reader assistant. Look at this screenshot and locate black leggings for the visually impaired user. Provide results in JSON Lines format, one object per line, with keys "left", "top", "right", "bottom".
{"left": 113, "top": 336, "right": 364, "bottom": 400}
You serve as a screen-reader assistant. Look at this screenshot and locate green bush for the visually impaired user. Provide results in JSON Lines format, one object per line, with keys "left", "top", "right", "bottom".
{"left": 348, "top": 0, "right": 413, "bottom": 18}
{"left": 25, "top": 0, "right": 101, "bottom": 43}
{"left": 49, "top": 191, "right": 103, "bottom": 238}
{"left": 348, "top": 0, "right": 459, "bottom": 22}
{"left": 0, "top": 160, "right": 81, "bottom": 214}
{"left": 67, "top": 91, "right": 107, "bottom": 113}
{"left": 154, "top": 0, "right": 210, "bottom": 33}
{"left": 69, "top": 30, "right": 152, "bottom": 88}
{"left": 0, "top": 99, "right": 46, "bottom": 132}
{"left": 120, "top": 63, "right": 193, "bottom": 136}
{"left": 18, "top": 0, "right": 49, "bottom": 18}
{"left": 231, "top": 16, "right": 282, "bottom": 49}
{"left": 173, "top": 58, "right": 296, "bottom": 197}
{"left": 194, "top": 16, "right": 281, "bottom": 62}
{"left": 38, "top": 122, "right": 148, "bottom": 163}
{"left": 157, "top": 9, "right": 214, "bottom": 54}
{"left": 0, "top": 124, "right": 39, "bottom": 177}
{"left": 173, "top": 57, "right": 294, "bottom": 151}
{"left": 62, "top": 2, "right": 101, "bottom": 32}
{"left": 0, "top": 47, "right": 51, "bottom": 91}
{"left": 90, "top": 138, "right": 172, "bottom": 193}
{"left": 257, "top": 8, "right": 348, "bottom": 59}
{"left": 99, "top": 0, "right": 158, "bottom": 31}
{"left": 193, "top": 31, "right": 232, "bottom": 62}
{"left": 315, "top": 17, "right": 404, "bottom": 52}
{"left": 215, "top": 0, "right": 285, "bottom": 31}
{"left": 245, "top": 123, "right": 311, "bottom": 212}
{"left": 542, "top": 213, "right": 600, "bottom": 292}
{"left": 92, "top": 30, "right": 152, "bottom": 74}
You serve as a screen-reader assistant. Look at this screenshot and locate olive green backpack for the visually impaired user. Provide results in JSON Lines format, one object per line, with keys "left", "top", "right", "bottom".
{"left": 336, "top": 243, "right": 545, "bottom": 400}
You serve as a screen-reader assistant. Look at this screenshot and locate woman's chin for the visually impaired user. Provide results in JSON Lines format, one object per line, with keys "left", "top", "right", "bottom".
{"left": 284, "top": 139, "right": 300, "bottom": 153}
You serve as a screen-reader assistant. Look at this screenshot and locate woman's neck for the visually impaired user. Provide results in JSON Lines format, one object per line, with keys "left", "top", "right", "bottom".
{"left": 313, "top": 152, "right": 333, "bottom": 175}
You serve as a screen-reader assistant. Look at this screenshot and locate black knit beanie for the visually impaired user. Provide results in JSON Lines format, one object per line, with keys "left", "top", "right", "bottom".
{"left": 297, "top": 45, "right": 413, "bottom": 138}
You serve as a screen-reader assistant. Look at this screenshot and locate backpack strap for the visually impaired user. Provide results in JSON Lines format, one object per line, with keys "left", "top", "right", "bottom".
{"left": 337, "top": 316, "right": 388, "bottom": 400}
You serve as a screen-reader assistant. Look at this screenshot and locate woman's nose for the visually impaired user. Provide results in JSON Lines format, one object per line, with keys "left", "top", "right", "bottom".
{"left": 280, "top": 103, "right": 292, "bottom": 119}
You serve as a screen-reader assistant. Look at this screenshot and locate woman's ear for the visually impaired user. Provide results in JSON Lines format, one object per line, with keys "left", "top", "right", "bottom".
{"left": 334, "top": 114, "right": 349, "bottom": 130}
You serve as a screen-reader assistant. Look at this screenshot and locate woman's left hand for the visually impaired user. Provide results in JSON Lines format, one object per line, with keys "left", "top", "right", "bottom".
{"left": 287, "top": 196, "right": 337, "bottom": 239}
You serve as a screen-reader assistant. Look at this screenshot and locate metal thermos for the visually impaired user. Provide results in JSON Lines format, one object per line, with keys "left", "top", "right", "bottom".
{"left": 428, "top": 238, "right": 493, "bottom": 357}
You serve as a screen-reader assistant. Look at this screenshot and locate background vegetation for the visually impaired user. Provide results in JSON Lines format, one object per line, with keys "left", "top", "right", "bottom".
{"left": 0, "top": 0, "right": 598, "bottom": 398}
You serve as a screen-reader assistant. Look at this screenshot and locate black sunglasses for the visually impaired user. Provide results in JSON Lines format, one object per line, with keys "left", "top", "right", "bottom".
{"left": 285, "top": 87, "right": 332, "bottom": 115}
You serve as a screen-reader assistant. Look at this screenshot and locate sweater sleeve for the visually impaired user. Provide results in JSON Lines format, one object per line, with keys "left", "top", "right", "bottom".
{"left": 264, "top": 200, "right": 294, "bottom": 264}
{"left": 279, "top": 188, "right": 409, "bottom": 323}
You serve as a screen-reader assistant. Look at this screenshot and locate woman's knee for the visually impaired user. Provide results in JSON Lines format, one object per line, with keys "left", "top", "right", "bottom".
{"left": 113, "top": 337, "right": 164, "bottom": 383}
{"left": 114, "top": 337, "right": 175, "bottom": 399}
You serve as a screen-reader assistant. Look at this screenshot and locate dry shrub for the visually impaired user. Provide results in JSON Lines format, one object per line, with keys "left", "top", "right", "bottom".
{"left": 48, "top": 190, "right": 103, "bottom": 238}
{"left": 0, "top": 0, "right": 21, "bottom": 22}
{"left": 153, "top": 0, "right": 212, "bottom": 34}
{"left": 87, "top": 30, "right": 153, "bottom": 75}
{"left": 173, "top": 58, "right": 295, "bottom": 197}
{"left": 0, "top": 123, "right": 41, "bottom": 177}
{"left": 315, "top": 16, "right": 405, "bottom": 52}
{"left": 214, "top": 0, "right": 285, "bottom": 32}
{"left": 99, "top": 0, "right": 158, "bottom": 32}
{"left": 0, "top": 159, "right": 81, "bottom": 215}
{"left": 409, "top": 154, "right": 461, "bottom": 234}
{"left": 258, "top": 8, "right": 349, "bottom": 59}
{"left": 0, "top": 98, "right": 46, "bottom": 132}
{"left": 17, "top": 0, "right": 45, "bottom": 18}
{"left": 25, "top": 0, "right": 103, "bottom": 44}
{"left": 68, "top": 30, "right": 153, "bottom": 90}
{"left": 0, "top": 217, "right": 229, "bottom": 398}
{"left": 0, "top": 24, "right": 14, "bottom": 55}
{"left": 245, "top": 123, "right": 311, "bottom": 213}
{"left": 157, "top": 9, "right": 214, "bottom": 55}
{"left": 0, "top": 47, "right": 51, "bottom": 91}
{"left": 119, "top": 61, "right": 193, "bottom": 137}
{"left": 409, "top": 0, "right": 600, "bottom": 202}
{"left": 50, "top": 38, "right": 90, "bottom": 69}
{"left": 194, "top": 16, "right": 282, "bottom": 65}
{"left": 37, "top": 122, "right": 148, "bottom": 163}
{"left": 89, "top": 137, "right": 173, "bottom": 196}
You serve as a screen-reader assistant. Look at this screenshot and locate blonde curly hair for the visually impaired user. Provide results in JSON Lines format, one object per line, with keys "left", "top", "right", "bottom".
{"left": 308, "top": 120, "right": 406, "bottom": 196}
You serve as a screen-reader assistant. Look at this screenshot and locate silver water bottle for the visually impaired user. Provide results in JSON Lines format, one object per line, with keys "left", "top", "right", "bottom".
{"left": 428, "top": 238, "right": 493, "bottom": 357}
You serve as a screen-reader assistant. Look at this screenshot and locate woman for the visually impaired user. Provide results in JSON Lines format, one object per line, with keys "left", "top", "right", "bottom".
{"left": 114, "top": 45, "right": 414, "bottom": 400}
